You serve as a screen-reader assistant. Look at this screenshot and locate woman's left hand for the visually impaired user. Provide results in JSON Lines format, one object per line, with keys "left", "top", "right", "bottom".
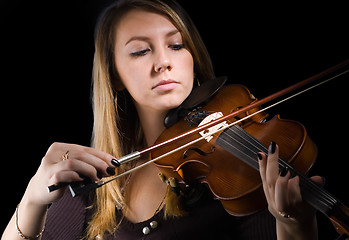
{"left": 258, "top": 141, "right": 324, "bottom": 239}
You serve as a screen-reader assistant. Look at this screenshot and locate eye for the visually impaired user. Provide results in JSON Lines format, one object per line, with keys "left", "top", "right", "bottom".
{"left": 169, "top": 43, "right": 185, "bottom": 51}
{"left": 130, "top": 48, "right": 150, "bottom": 57}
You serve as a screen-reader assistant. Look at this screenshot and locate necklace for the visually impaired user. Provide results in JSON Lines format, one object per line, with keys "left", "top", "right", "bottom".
{"left": 141, "top": 194, "right": 166, "bottom": 238}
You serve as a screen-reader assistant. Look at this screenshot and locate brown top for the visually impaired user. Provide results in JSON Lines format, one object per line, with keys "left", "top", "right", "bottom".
{"left": 42, "top": 189, "right": 276, "bottom": 240}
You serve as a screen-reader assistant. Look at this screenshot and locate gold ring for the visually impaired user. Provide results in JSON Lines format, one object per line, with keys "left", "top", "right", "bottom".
{"left": 278, "top": 211, "right": 291, "bottom": 218}
{"left": 62, "top": 151, "right": 69, "bottom": 161}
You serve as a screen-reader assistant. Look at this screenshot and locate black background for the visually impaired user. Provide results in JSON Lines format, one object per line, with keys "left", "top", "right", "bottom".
{"left": 1, "top": 1, "right": 348, "bottom": 239}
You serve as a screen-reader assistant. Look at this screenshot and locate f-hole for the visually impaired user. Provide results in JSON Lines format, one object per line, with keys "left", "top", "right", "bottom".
{"left": 183, "top": 146, "right": 215, "bottom": 159}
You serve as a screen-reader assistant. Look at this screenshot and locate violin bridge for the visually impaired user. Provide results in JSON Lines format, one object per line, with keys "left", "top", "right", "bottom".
{"left": 197, "top": 112, "right": 229, "bottom": 142}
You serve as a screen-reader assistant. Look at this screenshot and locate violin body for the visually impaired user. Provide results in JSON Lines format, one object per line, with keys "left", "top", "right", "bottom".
{"left": 153, "top": 84, "right": 317, "bottom": 215}
{"left": 153, "top": 83, "right": 349, "bottom": 237}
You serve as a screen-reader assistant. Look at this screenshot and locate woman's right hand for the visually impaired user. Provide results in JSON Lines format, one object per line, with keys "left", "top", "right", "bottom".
{"left": 25, "top": 142, "right": 116, "bottom": 206}
{"left": 2, "top": 142, "right": 117, "bottom": 239}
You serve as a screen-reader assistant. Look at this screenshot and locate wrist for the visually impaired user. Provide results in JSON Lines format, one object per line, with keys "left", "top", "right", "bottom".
{"left": 16, "top": 202, "right": 47, "bottom": 239}
{"left": 23, "top": 175, "right": 52, "bottom": 207}
{"left": 276, "top": 215, "right": 318, "bottom": 240}
{"left": 19, "top": 194, "right": 48, "bottom": 218}
{"left": 16, "top": 185, "right": 49, "bottom": 239}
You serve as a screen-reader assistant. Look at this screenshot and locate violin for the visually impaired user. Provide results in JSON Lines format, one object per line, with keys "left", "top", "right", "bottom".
{"left": 49, "top": 59, "right": 349, "bottom": 238}
{"left": 154, "top": 82, "right": 349, "bottom": 237}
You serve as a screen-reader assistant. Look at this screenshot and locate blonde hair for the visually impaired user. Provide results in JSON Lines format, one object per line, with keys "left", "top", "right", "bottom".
{"left": 86, "top": 0, "right": 215, "bottom": 239}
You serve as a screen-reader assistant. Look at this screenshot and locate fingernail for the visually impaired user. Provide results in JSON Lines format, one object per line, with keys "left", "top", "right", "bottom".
{"left": 280, "top": 167, "right": 289, "bottom": 177}
{"left": 269, "top": 141, "right": 276, "bottom": 154}
{"left": 106, "top": 167, "right": 115, "bottom": 176}
{"left": 96, "top": 172, "right": 103, "bottom": 180}
{"left": 257, "top": 152, "right": 263, "bottom": 161}
{"left": 111, "top": 159, "right": 120, "bottom": 167}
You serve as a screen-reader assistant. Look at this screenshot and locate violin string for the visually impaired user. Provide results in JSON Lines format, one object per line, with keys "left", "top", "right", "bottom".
{"left": 220, "top": 126, "right": 349, "bottom": 225}
{"left": 100, "top": 128, "right": 214, "bottom": 185}
{"left": 101, "top": 106, "right": 267, "bottom": 185}
{"left": 216, "top": 125, "right": 338, "bottom": 215}
{"left": 98, "top": 69, "right": 349, "bottom": 190}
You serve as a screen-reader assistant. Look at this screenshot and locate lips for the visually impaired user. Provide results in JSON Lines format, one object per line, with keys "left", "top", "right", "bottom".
{"left": 152, "top": 79, "right": 179, "bottom": 90}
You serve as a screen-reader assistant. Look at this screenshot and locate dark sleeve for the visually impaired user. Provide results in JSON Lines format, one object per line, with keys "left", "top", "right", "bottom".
{"left": 42, "top": 189, "right": 89, "bottom": 240}
{"left": 234, "top": 209, "right": 277, "bottom": 240}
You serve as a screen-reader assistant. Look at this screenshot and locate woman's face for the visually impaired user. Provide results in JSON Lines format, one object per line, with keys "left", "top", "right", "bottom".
{"left": 114, "top": 9, "right": 194, "bottom": 113}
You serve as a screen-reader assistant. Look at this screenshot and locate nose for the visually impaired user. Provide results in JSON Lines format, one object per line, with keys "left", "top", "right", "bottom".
{"left": 154, "top": 49, "right": 173, "bottom": 73}
{"left": 154, "top": 62, "right": 172, "bottom": 72}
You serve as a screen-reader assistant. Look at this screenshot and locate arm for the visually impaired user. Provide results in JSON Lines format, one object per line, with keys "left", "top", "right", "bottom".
{"left": 2, "top": 142, "right": 115, "bottom": 240}
{"left": 258, "top": 142, "right": 323, "bottom": 240}
{"left": 3, "top": 188, "right": 48, "bottom": 240}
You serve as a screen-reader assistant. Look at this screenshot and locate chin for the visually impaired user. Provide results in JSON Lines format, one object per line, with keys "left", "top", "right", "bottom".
{"left": 156, "top": 95, "right": 186, "bottom": 111}
{"left": 150, "top": 85, "right": 193, "bottom": 111}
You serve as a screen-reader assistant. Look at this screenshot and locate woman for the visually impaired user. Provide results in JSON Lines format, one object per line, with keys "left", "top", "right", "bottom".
{"left": 2, "top": 0, "right": 323, "bottom": 239}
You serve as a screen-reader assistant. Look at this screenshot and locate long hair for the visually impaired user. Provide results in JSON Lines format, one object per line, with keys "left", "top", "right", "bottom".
{"left": 86, "top": 0, "right": 215, "bottom": 238}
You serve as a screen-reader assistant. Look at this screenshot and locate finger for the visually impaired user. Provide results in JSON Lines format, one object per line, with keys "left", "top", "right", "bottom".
{"left": 49, "top": 170, "right": 84, "bottom": 186}
{"left": 257, "top": 152, "right": 267, "bottom": 181}
{"left": 287, "top": 176, "right": 302, "bottom": 206}
{"left": 266, "top": 141, "right": 279, "bottom": 180}
{"left": 288, "top": 176, "right": 318, "bottom": 220}
{"left": 265, "top": 142, "right": 280, "bottom": 195}
{"left": 83, "top": 146, "right": 116, "bottom": 167}
{"left": 45, "top": 143, "right": 116, "bottom": 178}
{"left": 68, "top": 149, "right": 112, "bottom": 177}
{"left": 257, "top": 152, "right": 272, "bottom": 201}
{"left": 309, "top": 175, "right": 325, "bottom": 187}
{"left": 57, "top": 158, "right": 101, "bottom": 181}
{"left": 45, "top": 142, "right": 115, "bottom": 166}
{"left": 275, "top": 171, "right": 291, "bottom": 212}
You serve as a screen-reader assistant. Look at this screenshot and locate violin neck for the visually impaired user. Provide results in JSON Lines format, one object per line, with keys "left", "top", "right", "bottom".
{"left": 216, "top": 125, "right": 349, "bottom": 226}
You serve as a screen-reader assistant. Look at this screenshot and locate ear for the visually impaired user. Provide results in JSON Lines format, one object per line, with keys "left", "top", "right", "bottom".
{"left": 110, "top": 67, "right": 125, "bottom": 91}
{"left": 109, "top": 56, "right": 125, "bottom": 91}
{"left": 113, "top": 78, "right": 125, "bottom": 91}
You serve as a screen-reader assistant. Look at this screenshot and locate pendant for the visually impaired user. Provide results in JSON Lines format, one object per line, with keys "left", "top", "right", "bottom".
{"left": 142, "top": 220, "right": 158, "bottom": 235}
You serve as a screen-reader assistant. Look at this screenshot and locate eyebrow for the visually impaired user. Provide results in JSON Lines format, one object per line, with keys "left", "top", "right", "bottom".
{"left": 125, "top": 29, "right": 180, "bottom": 46}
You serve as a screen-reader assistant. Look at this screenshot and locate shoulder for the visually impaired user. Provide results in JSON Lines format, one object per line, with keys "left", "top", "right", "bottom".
{"left": 42, "top": 189, "right": 93, "bottom": 240}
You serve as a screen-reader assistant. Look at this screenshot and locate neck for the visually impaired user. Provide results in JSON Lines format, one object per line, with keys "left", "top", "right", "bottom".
{"left": 135, "top": 105, "right": 167, "bottom": 146}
